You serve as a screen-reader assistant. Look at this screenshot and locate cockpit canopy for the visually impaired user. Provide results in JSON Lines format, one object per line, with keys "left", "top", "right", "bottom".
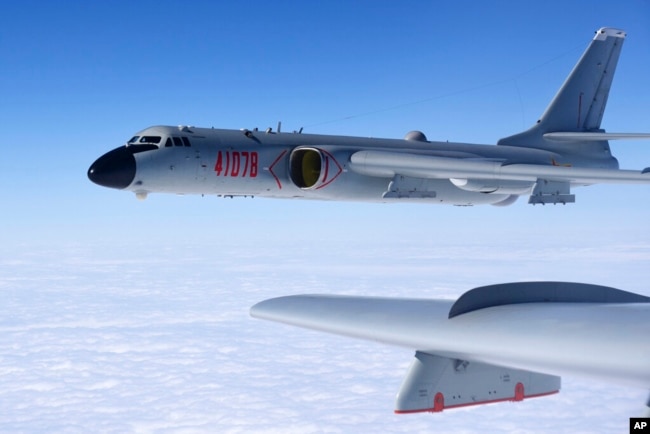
{"left": 127, "top": 135, "right": 192, "bottom": 148}
{"left": 128, "top": 136, "right": 162, "bottom": 145}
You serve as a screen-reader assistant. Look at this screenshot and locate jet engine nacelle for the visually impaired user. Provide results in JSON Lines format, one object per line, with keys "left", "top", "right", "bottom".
{"left": 450, "top": 178, "right": 534, "bottom": 195}
{"left": 289, "top": 147, "right": 343, "bottom": 190}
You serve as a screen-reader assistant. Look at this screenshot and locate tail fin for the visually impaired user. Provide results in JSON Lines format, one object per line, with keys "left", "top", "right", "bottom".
{"left": 498, "top": 28, "right": 626, "bottom": 161}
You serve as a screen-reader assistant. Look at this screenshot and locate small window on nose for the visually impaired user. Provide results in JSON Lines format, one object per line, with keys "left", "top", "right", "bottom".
{"left": 140, "top": 136, "right": 161, "bottom": 144}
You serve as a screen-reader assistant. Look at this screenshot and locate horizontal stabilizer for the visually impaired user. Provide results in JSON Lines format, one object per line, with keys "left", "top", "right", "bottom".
{"left": 395, "top": 351, "right": 560, "bottom": 413}
{"left": 544, "top": 132, "right": 650, "bottom": 141}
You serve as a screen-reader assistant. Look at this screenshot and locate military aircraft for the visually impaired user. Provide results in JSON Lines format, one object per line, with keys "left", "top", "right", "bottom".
{"left": 88, "top": 28, "right": 650, "bottom": 205}
{"left": 250, "top": 282, "right": 650, "bottom": 414}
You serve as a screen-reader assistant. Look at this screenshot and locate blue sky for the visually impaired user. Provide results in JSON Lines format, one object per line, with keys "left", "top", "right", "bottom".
{"left": 1, "top": 1, "right": 649, "bottom": 431}
{"left": 2, "top": 1, "right": 650, "bottom": 239}
{"left": 2, "top": 1, "right": 650, "bottom": 246}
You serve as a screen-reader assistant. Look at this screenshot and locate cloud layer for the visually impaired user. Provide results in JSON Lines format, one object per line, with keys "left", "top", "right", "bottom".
{"left": 0, "top": 239, "right": 647, "bottom": 433}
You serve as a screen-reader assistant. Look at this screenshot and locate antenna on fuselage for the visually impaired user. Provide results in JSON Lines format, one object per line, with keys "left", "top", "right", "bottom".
{"left": 277, "top": 121, "right": 281, "bottom": 133}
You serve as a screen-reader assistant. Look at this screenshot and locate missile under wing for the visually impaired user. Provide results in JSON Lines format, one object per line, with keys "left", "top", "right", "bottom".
{"left": 88, "top": 28, "right": 650, "bottom": 206}
{"left": 250, "top": 282, "right": 650, "bottom": 413}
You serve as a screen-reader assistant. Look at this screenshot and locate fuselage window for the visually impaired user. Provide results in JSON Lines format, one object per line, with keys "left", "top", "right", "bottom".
{"left": 181, "top": 137, "right": 191, "bottom": 147}
{"left": 165, "top": 137, "right": 173, "bottom": 147}
{"left": 173, "top": 137, "right": 183, "bottom": 147}
{"left": 140, "top": 136, "right": 162, "bottom": 144}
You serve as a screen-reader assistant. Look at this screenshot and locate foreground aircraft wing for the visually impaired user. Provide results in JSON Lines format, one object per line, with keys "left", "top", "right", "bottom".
{"left": 251, "top": 282, "right": 650, "bottom": 413}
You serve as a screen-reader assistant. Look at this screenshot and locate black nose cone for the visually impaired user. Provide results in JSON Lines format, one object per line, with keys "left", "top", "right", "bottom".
{"left": 88, "top": 146, "right": 136, "bottom": 189}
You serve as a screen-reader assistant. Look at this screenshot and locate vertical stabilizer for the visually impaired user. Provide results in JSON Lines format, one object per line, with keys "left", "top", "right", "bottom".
{"left": 498, "top": 28, "right": 626, "bottom": 159}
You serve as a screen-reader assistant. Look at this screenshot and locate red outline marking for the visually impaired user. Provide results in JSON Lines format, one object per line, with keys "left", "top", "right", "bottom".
{"left": 322, "top": 155, "right": 330, "bottom": 184}
{"left": 315, "top": 149, "right": 343, "bottom": 190}
{"left": 393, "top": 390, "right": 559, "bottom": 414}
{"left": 551, "top": 158, "right": 572, "bottom": 167}
{"left": 268, "top": 150, "right": 288, "bottom": 189}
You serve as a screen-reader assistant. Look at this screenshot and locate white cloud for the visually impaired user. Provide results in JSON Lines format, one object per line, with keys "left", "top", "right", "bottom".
{"left": 0, "top": 236, "right": 646, "bottom": 433}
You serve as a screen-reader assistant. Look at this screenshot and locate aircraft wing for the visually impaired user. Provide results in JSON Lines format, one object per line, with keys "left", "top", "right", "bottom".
{"left": 251, "top": 282, "right": 650, "bottom": 413}
{"left": 348, "top": 151, "right": 650, "bottom": 204}
{"left": 349, "top": 150, "right": 650, "bottom": 183}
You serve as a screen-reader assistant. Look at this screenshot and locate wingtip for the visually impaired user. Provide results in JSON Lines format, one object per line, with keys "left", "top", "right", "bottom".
{"left": 249, "top": 294, "right": 324, "bottom": 319}
{"left": 249, "top": 298, "right": 274, "bottom": 319}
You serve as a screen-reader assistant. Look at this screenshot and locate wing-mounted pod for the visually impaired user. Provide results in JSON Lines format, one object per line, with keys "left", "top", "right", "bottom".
{"left": 396, "top": 352, "right": 559, "bottom": 413}
{"left": 289, "top": 147, "right": 343, "bottom": 190}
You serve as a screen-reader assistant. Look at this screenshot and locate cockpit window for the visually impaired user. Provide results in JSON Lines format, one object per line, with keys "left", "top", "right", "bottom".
{"left": 139, "top": 136, "right": 162, "bottom": 144}
{"left": 163, "top": 136, "right": 192, "bottom": 147}
{"left": 126, "top": 134, "right": 193, "bottom": 150}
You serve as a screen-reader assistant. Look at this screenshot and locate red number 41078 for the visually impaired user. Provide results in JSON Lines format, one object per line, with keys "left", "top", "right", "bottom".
{"left": 214, "top": 151, "right": 258, "bottom": 178}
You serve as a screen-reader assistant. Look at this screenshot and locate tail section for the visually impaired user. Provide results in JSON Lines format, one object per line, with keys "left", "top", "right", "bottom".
{"left": 498, "top": 28, "right": 626, "bottom": 162}
{"left": 537, "top": 27, "right": 625, "bottom": 133}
